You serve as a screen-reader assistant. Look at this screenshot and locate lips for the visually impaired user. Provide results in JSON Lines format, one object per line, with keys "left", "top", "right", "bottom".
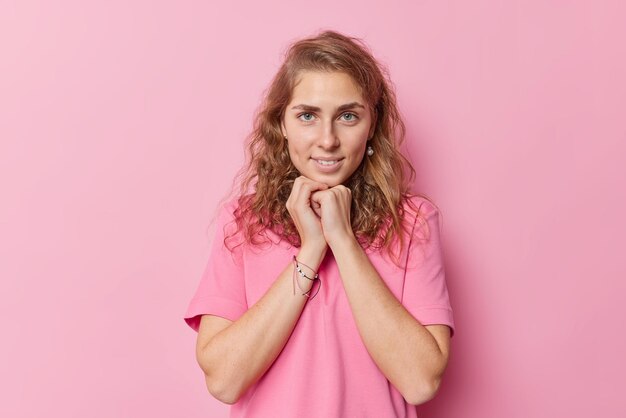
{"left": 312, "top": 156, "right": 342, "bottom": 161}
{"left": 311, "top": 157, "right": 344, "bottom": 172}
{"left": 315, "top": 159, "right": 340, "bottom": 165}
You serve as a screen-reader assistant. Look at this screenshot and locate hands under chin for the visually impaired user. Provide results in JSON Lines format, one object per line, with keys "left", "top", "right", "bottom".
{"left": 310, "top": 184, "right": 357, "bottom": 249}
{"left": 287, "top": 175, "right": 357, "bottom": 250}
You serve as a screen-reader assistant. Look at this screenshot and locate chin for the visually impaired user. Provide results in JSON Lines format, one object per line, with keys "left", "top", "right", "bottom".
{"left": 312, "top": 175, "right": 344, "bottom": 187}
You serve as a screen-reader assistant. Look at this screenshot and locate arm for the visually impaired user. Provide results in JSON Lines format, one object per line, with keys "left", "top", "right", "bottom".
{"left": 196, "top": 244, "right": 326, "bottom": 404}
{"left": 310, "top": 186, "right": 451, "bottom": 406}
{"left": 195, "top": 177, "right": 330, "bottom": 404}
{"left": 331, "top": 235, "right": 451, "bottom": 406}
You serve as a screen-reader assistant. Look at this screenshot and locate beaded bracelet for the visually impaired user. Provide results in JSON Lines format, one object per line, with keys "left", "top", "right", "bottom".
{"left": 292, "top": 255, "right": 321, "bottom": 299}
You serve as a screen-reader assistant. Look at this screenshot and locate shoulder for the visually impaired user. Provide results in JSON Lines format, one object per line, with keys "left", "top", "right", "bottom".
{"left": 211, "top": 197, "right": 235, "bottom": 226}
{"left": 214, "top": 193, "right": 278, "bottom": 247}
{"left": 401, "top": 194, "right": 441, "bottom": 223}
{"left": 400, "top": 194, "right": 443, "bottom": 243}
{"left": 221, "top": 196, "right": 241, "bottom": 217}
{"left": 209, "top": 195, "right": 248, "bottom": 242}
{"left": 214, "top": 194, "right": 250, "bottom": 224}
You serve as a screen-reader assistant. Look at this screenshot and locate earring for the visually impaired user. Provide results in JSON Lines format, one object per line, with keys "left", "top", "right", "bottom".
{"left": 367, "top": 145, "right": 374, "bottom": 156}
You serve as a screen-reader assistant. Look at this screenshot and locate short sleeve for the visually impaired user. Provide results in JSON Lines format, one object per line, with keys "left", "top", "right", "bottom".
{"left": 402, "top": 198, "right": 456, "bottom": 338}
{"left": 183, "top": 199, "right": 248, "bottom": 333}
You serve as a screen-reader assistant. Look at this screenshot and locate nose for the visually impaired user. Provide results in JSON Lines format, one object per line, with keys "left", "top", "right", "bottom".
{"left": 318, "top": 120, "right": 339, "bottom": 149}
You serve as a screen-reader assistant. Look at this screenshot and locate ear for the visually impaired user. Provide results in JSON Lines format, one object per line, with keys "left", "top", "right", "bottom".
{"left": 280, "top": 119, "right": 287, "bottom": 139}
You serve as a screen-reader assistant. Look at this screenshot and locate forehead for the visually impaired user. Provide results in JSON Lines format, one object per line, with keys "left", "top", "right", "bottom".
{"left": 290, "top": 71, "right": 365, "bottom": 103}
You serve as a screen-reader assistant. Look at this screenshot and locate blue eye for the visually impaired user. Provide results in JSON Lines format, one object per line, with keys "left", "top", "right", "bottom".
{"left": 298, "top": 113, "right": 314, "bottom": 121}
{"left": 297, "top": 112, "right": 358, "bottom": 122}
{"left": 341, "top": 112, "right": 358, "bottom": 121}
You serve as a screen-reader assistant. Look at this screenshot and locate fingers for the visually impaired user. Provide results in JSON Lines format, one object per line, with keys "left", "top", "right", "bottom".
{"left": 286, "top": 176, "right": 330, "bottom": 249}
{"left": 286, "top": 176, "right": 329, "bottom": 213}
{"left": 309, "top": 185, "right": 352, "bottom": 223}
{"left": 310, "top": 184, "right": 351, "bottom": 207}
{"left": 310, "top": 195, "right": 322, "bottom": 218}
{"left": 309, "top": 184, "right": 354, "bottom": 247}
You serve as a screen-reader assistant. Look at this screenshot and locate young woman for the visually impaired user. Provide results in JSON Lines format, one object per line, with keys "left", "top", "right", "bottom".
{"left": 184, "top": 29, "right": 455, "bottom": 418}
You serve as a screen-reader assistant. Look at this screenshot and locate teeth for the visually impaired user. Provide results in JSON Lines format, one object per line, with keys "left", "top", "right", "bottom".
{"left": 316, "top": 160, "right": 338, "bottom": 166}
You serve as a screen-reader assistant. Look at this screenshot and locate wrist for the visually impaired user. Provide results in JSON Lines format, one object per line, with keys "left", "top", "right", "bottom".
{"left": 328, "top": 232, "right": 358, "bottom": 253}
{"left": 297, "top": 244, "right": 327, "bottom": 271}
{"left": 293, "top": 246, "right": 324, "bottom": 299}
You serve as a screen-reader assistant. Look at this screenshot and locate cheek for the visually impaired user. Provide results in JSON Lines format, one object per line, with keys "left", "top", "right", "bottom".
{"left": 345, "top": 133, "right": 369, "bottom": 153}
{"left": 285, "top": 119, "right": 311, "bottom": 140}
{"left": 295, "top": 129, "right": 318, "bottom": 143}
{"left": 287, "top": 141, "right": 307, "bottom": 160}
{"left": 337, "top": 124, "right": 369, "bottom": 140}
{"left": 287, "top": 134, "right": 316, "bottom": 155}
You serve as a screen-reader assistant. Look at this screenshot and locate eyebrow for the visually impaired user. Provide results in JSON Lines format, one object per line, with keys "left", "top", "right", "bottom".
{"left": 290, "top": 102, "right": 366, "bottom": 112}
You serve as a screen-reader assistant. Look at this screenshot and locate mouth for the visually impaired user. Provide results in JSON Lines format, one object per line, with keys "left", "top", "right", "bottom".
{"left": 311, "top": 157, "right": 344, "bottom": 172}
{"left": 313, "top": 159, "right": 341, "bottom": 166}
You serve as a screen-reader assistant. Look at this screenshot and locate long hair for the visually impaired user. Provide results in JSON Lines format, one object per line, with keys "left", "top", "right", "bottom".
{"left": 219, "top": 29, "right": 435, "bottom": 267}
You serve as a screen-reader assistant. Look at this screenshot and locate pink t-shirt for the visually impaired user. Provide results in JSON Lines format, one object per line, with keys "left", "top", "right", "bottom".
{"left": 184, "top": 195, "right": 455, "bottom": 418}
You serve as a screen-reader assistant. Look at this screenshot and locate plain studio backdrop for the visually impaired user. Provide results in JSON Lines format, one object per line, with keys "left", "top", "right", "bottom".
{"left": 1, "top": 1, "right": 624, "bottom": 417}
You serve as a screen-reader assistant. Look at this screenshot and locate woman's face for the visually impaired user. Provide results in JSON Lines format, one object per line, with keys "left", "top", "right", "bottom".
{"left": 281, "top": 71, "right": 373, "bottom": 187}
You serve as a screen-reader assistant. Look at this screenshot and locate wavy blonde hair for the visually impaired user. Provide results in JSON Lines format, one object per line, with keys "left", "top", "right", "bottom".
{"left": 219, "top": 29, "right": 435, "bottom": 267}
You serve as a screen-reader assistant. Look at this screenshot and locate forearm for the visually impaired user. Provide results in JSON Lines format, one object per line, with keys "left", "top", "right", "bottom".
{"left": 198, "top": 245, "right": 326, "bottom": 403}
{"left": 331, "top": 236, "right": 445, "bottom": 403}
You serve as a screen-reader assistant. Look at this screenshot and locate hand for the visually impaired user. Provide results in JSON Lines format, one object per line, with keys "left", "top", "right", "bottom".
{"left": 310, "top": 184, "right": 356, "bottom": 248}
{"left": 286, "top": 176, "right": 329, "bottom": 252}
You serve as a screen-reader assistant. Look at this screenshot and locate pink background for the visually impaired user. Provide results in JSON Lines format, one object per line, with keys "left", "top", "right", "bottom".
{"left": 2, "top": 1, "right": 624, "bottom": 417}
